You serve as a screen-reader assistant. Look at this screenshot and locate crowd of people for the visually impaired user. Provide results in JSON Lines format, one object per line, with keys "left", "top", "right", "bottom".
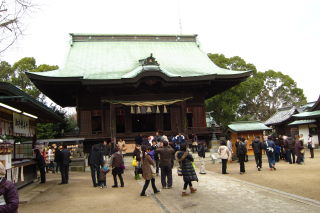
{"left": 218, "top": 133, "right": 316, "bottom": 175}
{"left": 86, "top": 131, "right": 202, "bottom": 196}
{"left": 33, "top": 144, "right": 72, "bottom": 185}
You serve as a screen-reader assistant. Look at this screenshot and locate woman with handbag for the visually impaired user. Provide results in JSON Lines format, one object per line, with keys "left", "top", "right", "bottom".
{"left": 133, "top": 145, "right": 142, "bottom": 180}
{"left": 109, "top": 147, "right": 124, "bottom": 187}
{"left": 175, "top": 144, "right": 198, "bottom": 196}
{"left": 140, "top": 145, "right": 160, "bottom": 196}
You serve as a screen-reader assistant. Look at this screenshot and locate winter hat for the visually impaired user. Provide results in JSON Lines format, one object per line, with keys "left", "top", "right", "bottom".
{"left": 0, "top": 162, "right": 6, "bottom": 177}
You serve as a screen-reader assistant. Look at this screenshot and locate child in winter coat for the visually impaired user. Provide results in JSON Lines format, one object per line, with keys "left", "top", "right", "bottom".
{"left": 98, "top": 163, "right": 109, "bottom": 188}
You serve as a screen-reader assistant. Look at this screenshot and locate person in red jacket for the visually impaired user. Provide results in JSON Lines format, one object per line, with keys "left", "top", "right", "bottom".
{"left": 0, "top": 162, "right": 19, "bottom": 213}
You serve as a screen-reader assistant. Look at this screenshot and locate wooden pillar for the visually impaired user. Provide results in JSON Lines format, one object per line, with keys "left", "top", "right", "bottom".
{"left": 104, "top": 104, "right": 111, "bottom": 137}
{"left": 110, "top": 104, "right": 116, "bottom": 139}
{"left": 180, "top": 101, "right": 187, "bottom": 134}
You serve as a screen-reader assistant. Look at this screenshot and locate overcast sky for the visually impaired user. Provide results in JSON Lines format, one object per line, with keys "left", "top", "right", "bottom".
{"left": 2, "top": 0, "right": 320, "bottom": 103}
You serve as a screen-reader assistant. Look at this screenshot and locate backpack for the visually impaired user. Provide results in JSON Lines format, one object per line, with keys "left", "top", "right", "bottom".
{"left": 238, "top": 142, "right": 247, "bottom": 155}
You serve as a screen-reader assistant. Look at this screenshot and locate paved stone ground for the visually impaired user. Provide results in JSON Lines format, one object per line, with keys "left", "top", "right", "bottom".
{"left": 146, "top": 170, "right": 320, "bottom": 213}
{"left": 19, "top": 156, "right": 320, "bottom": 213}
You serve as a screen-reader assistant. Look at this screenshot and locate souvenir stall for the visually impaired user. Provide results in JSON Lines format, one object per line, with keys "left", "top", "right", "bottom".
{"left": 37, "top": 138, "right": 85, "bottom": 172}
{"left": 0, "top": 82, "right": 62, "bottom": 188}
{"left": 228, "top": 121, "right": 272, "bottom": 157}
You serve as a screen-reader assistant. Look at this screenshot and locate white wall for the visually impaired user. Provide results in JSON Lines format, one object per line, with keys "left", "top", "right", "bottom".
{"left": 298, "top": 124, "right": 319, "bottom": 146}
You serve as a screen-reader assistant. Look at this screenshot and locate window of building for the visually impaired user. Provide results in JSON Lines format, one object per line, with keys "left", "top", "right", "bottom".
{"left": 309, "top": 126, "right": 318, "bottom": 135}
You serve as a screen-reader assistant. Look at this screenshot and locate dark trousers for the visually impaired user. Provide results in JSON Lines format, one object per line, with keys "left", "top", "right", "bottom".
{"left": 90, "top": 165, "right": 100, "bottom": 187}
{"left": 221, "top": 159, "right": 228, "bottom": 174}
{"left": 39, "top": 167, "right": 46, "bottom": 183}
{"left": 155, "top": 160, "right": 160, "bottom": 174}
{"left": 183, "top": 181, "right": 192, "bottom": 190}
{"left": 192, "top": 145, "right": 198, "bottom": 152}
{"left": 55, "top": 162, "right": 60, "bottom": 173}
{"left": 275, "top": 152, "right": 280, "bottom": 162}
{"left": 238, "top": 155, "right": 245, "bottom": 173}
{"left": 310, "top": 148, "right": 314, "bottom": 158}
{"left": 113, "top": 173, "right": 124, "bottom": 187}
{"left": 141, "top": 178, "right": 157, "bottom": 195}
{"left": 286, "top": 150, "right": 295, "bottom": 164}
{"left": 254, "top": 153, "right": 262, "bottom": 168}
{"left": 60, "top": 164, "right": 69, "bottom": 184}
{"left": 160, "top": 166, "right": 172, "bottom": 187}
{"left": 296, "top": 152, "right": 302, "bottom": 164}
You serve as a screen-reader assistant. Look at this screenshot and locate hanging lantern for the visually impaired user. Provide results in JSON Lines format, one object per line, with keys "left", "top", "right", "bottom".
{"left": 131, "top": 106, "right": 135, "bottom": 114}
{"left": 136, "top": 106, "right": 141, "bottom": 114}
{"left": 163, "top": 105, "right": 168, "bottom": 113}
{"left": 146, "top": 106, "right": 152, "bottom": 113}
{"left": 156, "top": 106, "right": 160, "bottom": 114}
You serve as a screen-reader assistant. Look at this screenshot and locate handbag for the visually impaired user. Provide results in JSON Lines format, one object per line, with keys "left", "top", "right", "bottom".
{"left": 132, "top": 156, "right": 137, "bottom": 167}
{"left": 307, "top": 143, "right": 312, "bottom": 149}
{"left": 150, "top": 165, "right": 156, "bottom": 174}
{"left": 192, "top": 162, "right": 197, "bottom": 169}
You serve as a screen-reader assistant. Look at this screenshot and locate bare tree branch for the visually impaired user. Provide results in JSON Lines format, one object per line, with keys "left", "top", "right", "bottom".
{"left": 0, "top": 0, "right": 33, "bottom": 54}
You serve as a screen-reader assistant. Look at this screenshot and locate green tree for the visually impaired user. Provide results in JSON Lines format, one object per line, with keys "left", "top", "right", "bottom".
{"left": 7, "top": 57, "right": 58, "bottom": 99}
{"left": 0, "top": 61, "right": 13, "bottom": 81}
{"left": 205, "top": 54, "right": 307, "bottom": 129}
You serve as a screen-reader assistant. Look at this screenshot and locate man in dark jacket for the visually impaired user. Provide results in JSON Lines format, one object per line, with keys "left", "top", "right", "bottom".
{"left": 88, "top": 143, "right": 104, "bottom": 187}
{"left": 54, "top": 144, "right": 62, "bottom": 173}
{"left": 284, "top": 135, "right": 295, "bottom": 164}
{"left": 156, "top": 141, "right": 175, "bottom": 189}
{"left": 60, "top": 145, "right": 71, "bottom": 184}
{"left": 237, "top": 138, "right": 247, "bottom": 174}
{"left": 251, "top": 136, "right": 263, "bottom": 171}
{"left": 0, "top": 162, "right": 19, "bottom": 213}
{"left": 34, "top": 149, "right": 46, "bottom": 183}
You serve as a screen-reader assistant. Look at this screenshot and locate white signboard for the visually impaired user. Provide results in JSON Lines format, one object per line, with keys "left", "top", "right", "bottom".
{"left": 13, "top": 112, "right": 30, "bottom": 135}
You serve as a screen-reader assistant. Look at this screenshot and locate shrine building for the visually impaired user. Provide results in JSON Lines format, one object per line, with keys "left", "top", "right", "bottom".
{"left": 27, "top": 34, "right": 251, "bottom": 150}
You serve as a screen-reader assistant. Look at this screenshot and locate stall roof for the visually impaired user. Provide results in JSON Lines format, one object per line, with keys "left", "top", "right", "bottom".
{"left": 0, "top": 82, "right": 63, "bottom": 122}
{"left": 228, "top": 121, "right": 272, "bottom": 132}
{"left": 288, "top": 120, "right": 316, "bottom": 126}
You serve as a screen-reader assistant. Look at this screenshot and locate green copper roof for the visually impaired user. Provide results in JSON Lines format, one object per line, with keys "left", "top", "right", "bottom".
{"left": 228, "top": 121, "right": 272, "bottom": 132}
{"left": 28, "top": 34, "right": 250, "bottom": 80}
{"left": 288, "top": 120, "right": 316, "bottom": 126}
{"left": 293, "top": 110, "right": 320, "bottom": 119}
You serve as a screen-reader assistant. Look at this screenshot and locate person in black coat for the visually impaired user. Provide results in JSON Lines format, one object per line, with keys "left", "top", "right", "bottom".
{"left": 60, "top": 145, "right": 71, "bottom": 184}
{"left": 88, "top": 143, "right": 104, "bottom": 187}
{"left": 54, "top": 144, "right": 62, "bottom": 173}
{"left": 175, "top": 144, "right": 198, "bottom": 196}
{"left": 135, "top": 133, "right": 143, "bottom": 145}
{"left": 251, "top": 136, "right": 263, "bottom": 171}
{"left": 34, "top": 149, "right": 46, "bottom": 183}
{"left": 237, "top": 138, "right": 247, "bottom": 174}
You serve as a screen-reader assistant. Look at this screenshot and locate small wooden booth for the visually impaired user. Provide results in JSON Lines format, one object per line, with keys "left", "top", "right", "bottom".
{"left": 0, "top": 82, "right": 62, "bottom": 188}
{"left": 228, "top": 121, "right": 272, "bottom": 156}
